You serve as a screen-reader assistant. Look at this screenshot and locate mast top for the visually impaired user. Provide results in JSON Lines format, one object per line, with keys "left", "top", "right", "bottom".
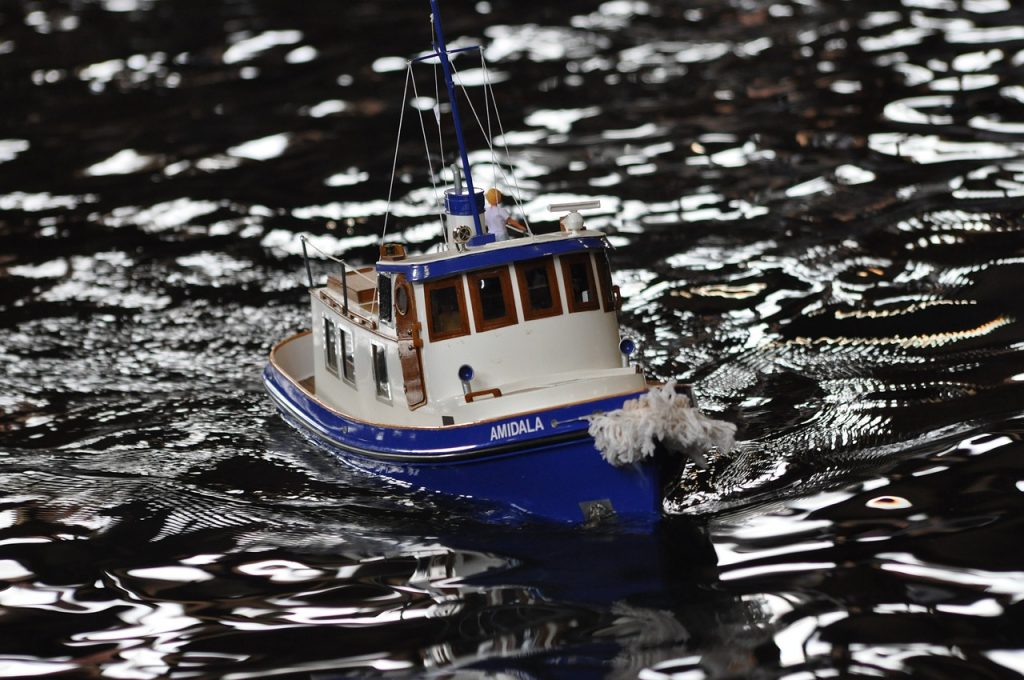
{"left": 428, "top": 0, "right": 485, "bottom": 240}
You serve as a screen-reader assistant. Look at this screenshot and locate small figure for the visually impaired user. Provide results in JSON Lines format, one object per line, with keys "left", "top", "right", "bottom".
{"left": 484, "top": 188, "right": 526, "bottom": 241}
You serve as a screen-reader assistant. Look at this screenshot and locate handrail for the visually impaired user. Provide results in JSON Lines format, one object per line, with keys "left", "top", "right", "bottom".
{"left": 300, "top": 236, "right": 377, "bottom": 286}
{"left": 300, "top": 235, "right": 381, "bottom": 320}
{"left": 464, "top": 388, "right": 502, "bottom": 403}
{"left": 318, "top": 289, "right": 378, "bottom": 330}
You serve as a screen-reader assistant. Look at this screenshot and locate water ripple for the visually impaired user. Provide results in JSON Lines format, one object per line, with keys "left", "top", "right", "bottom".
{"left": 3, "top": 0, "right": 1024, "bottom": 676}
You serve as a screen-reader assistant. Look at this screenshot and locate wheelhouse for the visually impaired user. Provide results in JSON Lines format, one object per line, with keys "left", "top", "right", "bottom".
{"left": 304, "top": 229, "right": 635, "bottom": 429}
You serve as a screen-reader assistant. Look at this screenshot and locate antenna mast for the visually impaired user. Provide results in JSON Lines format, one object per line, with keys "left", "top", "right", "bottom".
{"left": 429, "top": 0, "right": 484, "bottom": 238}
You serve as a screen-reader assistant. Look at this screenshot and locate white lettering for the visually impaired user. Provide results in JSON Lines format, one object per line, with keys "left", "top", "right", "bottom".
{"left": 489, "top": 417, "right": 546, "bottom": 442}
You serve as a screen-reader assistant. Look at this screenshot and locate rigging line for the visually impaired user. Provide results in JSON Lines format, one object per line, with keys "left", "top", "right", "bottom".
{"left": 377, "top": 64, "right": 415, "bottom": 313}
{"left": 300, "top": 234, "right": 341, "bottom": 261}
{"left": 460, "top": 57, "right": 531, "bottom": 234}
{"left": 481, "top": 52, "right": 497, "bottom": 187}
{"left": 448, "top": 59, "right": 491, "bottom": 155}
{"left": 300, "top": 236, "right": 373, "bottom": 283}
{"left": 427, "top": 14, "right": 446, "bottom": 243}
{"left": 432, "top": 61, "right": 446, "bottom": 186}
{"left": 411, "top": 66, "right": 447, "bottom": 246}
{"left": 382, "top": 64, "right": 413, "bottom": 245}
{"left": 481, "top": 56, "right": 531, "bottom": 233}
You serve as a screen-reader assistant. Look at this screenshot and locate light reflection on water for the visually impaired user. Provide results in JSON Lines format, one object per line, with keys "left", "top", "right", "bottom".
{"left": 3, "top": 0, "right": 1024, "bottom": 676}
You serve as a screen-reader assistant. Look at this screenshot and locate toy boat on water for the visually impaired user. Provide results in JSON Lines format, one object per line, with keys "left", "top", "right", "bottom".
{"left": 264, "top": 0, "right": 733, "bottom": 525}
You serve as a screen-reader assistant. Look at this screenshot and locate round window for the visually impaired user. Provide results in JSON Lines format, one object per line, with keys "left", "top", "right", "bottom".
{"left": 395, "top": 283, "right": 410, "bottom": 316}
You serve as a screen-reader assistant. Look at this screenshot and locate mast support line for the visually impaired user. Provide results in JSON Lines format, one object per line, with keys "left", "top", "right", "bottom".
{"left": 429, "top": 0, "right": 484, "bottom": 238}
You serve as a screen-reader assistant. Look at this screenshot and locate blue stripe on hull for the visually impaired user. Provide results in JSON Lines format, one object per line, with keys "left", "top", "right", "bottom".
{"left": 263, "top": 364, "right": 663, "bottom": 525}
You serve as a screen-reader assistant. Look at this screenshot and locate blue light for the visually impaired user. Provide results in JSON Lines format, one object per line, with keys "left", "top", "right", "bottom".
{"left": 458, "top": 364, "right": 474, "bottom": 382}
{"left": 619, "top": 338, "right": 636, "bottom": 356}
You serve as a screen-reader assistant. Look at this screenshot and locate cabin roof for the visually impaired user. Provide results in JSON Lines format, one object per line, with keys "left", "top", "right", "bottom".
{"left": 376, "top": 230, "right": 610, "bottom": 282}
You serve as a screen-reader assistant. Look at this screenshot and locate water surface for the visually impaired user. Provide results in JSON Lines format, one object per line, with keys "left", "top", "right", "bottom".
{"left": 3, "top": 0, "right": 1024, "bottom": 677}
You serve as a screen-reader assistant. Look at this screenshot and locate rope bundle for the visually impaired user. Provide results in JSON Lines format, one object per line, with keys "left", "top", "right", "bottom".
{"left": 586, "top": 382, "right": 736, "bottom": 467}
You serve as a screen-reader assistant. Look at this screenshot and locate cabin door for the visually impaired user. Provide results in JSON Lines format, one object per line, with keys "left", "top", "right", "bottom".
{"left": 394, "top": 274, "right": 427, "bottom": 409}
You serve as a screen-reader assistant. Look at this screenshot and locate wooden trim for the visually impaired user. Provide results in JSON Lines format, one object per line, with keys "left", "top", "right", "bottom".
{"left": 515, "top": 257, "right": 563, "bottom": 321}
{"left": 272, "top": 329, "right": 311, "bottom": 348}
{"left": 560, "top": 253, "right": 600, "bottom": 313}
{"left": 314, "top": 295, "right": 398, "bottom": 345}
{"left": 328, "top": 266, "right": 376, "bottom": 304}
{"left": 467, "top": 266, "right": 518, "bottom": 333}
{"left": 379, "top": 243, "right": 406, "bottom": 260}
{"left": 318, "top": 290, "right": 378, "bottom": 330}
{"left": 464, "top": 388, "right": 502, "bottom": 403}
{"left": 395, "top": 273, "right": 427, "bottom": 409}
{"left": 394, "top": 277, "right": 413, "bottom": 318}
{"left": 424, "top": 275, "right": 470, "bottom": 342}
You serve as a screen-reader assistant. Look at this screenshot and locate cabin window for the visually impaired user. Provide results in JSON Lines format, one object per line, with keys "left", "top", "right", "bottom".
{"left": 372, "top": 344, "right": 391, "bottom": 400}
{"left": 561, "top": 253, "right": 600, "bottom": 313}
{"left": 323, "top": 316, "right": 339, "bottom": 375}
{"left": 595, "top": 252, "right": 615, "bottom": 312}
{"left": 515, "top": 258, "right": 562, "bottom": 320}
{"left": 395, "top": 279, "right": 411, "bottom": 317}
{"left": 377, "top": 273, "right": 393, "bottom": 326}
{"left": 340, "top": 327, "right": 356, "bottom": 384}
{"left": 425, "top": 276, "right": 469, "bottom": 342}
{"left": 468, "top": 267, "right": 517, "bottom": 332}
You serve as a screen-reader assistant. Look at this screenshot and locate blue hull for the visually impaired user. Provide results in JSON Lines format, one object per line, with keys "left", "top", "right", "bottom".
{"left": 263, "top": 363, "right": 664, "bottom": 525}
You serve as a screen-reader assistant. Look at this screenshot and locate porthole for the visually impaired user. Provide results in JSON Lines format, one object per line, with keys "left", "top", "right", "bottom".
{"left": 395, "top": 282, "right": 410, "bottom": 316}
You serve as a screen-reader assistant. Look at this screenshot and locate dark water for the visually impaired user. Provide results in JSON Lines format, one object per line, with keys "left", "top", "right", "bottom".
{"left": 3, "top": 0, "right": 1024, "bottom": 676}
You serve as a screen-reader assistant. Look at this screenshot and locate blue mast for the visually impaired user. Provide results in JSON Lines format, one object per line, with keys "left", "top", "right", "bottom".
{"left": 429, "top": 0, "right": 485, "bottom": 238}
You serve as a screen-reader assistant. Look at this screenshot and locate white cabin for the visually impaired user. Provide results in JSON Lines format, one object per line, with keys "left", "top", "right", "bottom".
{"left": 305, "top": 229, "right": 645, "bottom": 427}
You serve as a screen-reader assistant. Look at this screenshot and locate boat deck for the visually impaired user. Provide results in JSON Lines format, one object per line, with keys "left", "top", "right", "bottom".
{"left": 326, "top": 267, "right": 378, "bottom": 315}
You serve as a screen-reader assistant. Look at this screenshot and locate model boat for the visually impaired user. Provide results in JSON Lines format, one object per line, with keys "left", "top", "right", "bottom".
{"left": 264, "top": 0, "right": 734, "bottom": 525}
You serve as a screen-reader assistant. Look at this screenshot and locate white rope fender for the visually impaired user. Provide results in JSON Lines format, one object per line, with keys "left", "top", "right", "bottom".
{"left": 586, "top": 382, "right": 736, "bottom": 467}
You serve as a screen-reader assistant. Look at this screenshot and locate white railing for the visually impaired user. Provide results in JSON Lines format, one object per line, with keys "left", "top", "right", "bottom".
{"left": 299, "top": 236, "right": 377, "bottom": 318}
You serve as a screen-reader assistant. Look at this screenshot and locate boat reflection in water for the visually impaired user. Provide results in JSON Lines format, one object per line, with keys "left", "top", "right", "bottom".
{"left": 200, "top": 517, "right": 769, "bottom": 679}
{"left": 1, "top": 476, "right": 779, "bottom": 678}
{"left": 409, "top": 519, "right": 776, "bottom": 679}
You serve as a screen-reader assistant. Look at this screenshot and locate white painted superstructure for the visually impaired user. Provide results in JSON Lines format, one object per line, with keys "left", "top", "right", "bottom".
{"left": 288, "top": 229, "right": 644, "bottom": 429}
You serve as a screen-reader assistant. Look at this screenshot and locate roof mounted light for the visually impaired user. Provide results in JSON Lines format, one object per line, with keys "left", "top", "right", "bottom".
{"left": 458, "top": 364, "right": 474, "bottom": 396}
{"left": 549, "top": 200, "right": 602, "bottom": 233}
{"left": 548, "top": 200, "right": 602, "bottom": 212}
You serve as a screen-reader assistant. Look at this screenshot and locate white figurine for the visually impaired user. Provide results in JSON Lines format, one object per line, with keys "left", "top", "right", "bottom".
{"left": 484, "top": 188, "right": 526, "bottom": 240}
